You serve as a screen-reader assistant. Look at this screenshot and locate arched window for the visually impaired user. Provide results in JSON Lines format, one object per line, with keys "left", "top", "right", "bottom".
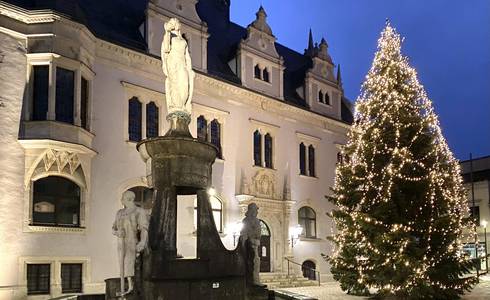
{"left": 210, "top": 119, "right": 222, "bottom": 158}
{"left": 263, "top": 68, "right": 270, "bottom": 82}
{"left": 254, "top": 130, "right": 262, "bottom": 166}
{"left": 197, "top": 115, "right": 208, "bottom": 141}
{"left": 264, "top": 133, "right": 273, "bottom": 168}
{"left": 302, "top": 260, "right": 316, "bottom": 280}
{"left": 298, "top": 206, "right": 316, "bottom": 238}
{"left": 299, "top": 143, "right": 306, "bottom": 175}
{"left": 146, "top": 102, "right": 159, "bottom": 138}
{"left": 308, "top": 145, "right": 315, "bottom": 177}
{"left": 194, "top": 196, "right": 223, "bottom": 232}
{"left": 324, "top": 92, "right": 330, "bottom": 105}
{"left": 254, "top": 64, "right": 262, "bottom": 79}
{"left": 32, "top": 176, "right": 81, "bottom": 227}
{"left": 318, "top": 90, "right": 324, "bottom": 103}
{"left": 128, "top": 97, "right": 142, "bottom": 142}
{"left": 129, "top": 186, "right": 154, "bottom": 210}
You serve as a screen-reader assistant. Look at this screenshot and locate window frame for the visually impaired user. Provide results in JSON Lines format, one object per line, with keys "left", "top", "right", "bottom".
{"left": 146, "top": 101, "right": 159, "bottom": 139}
{"left": 298, "top": 206, "right": 317, "bottom": 238}
{"left": 61, "top": 263, "right": 83, "bottom": 294}
{"left": 27, "top": 263, "right": 51, "bottom": 295}
{"left": 194, "top": 196, "right": 224, "bottom": 233}
{"left": 128, "top": 97, "right": 143, "bottom": 142}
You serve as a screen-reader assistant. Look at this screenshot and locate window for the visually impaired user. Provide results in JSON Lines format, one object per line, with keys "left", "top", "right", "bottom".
{"left": 80, "top": 77, "right": 89, "bottom": 130}
{"left": 254, "top": 64, "right": 261, "bottom": 79}
{"left": 32, "top": 65, "right": 49, "bottom": 121}
{"left": 61, "top": 263, "right": 82, "bottom": 293}
{"left": 263, "top": 68, "right": 270, "bottom": 82}
{"left": 128, "top": 97, "right": 142, "bottom": 142}
{"left": 55, "top": 67, "right": 75, "bottom": 124}
{"left": 318, "top": 90, "right": 324, "bottom": 103}
{"left": 197, "top": 116, "right": 208, "bottom": 141}
{"left": 253, "top": 130, "right": 262, "bottom": 166}
{"left": 146, "top": 102, "right": 159, "bottom": 138}
{"left": 470, "top": 206, "right": 480, "bottom": 225}
{"left": 264, "top": 133, "right": 273, "bottom": 168}
{"left": 299, "top": 143, "right": 306, "bottom": 175}
{"left": 298, "top": 206, "right": 316, "bottom": 238}
{"left": 27, "top": 264, "right": 50, "bottom": 295}
{"left": 194, "top": 196, "right": 223, "bottom": 232}
{"left": 324, "top": 92, "right": 330, "bottom": 105}
{"left": 32, "top": 176, "right": 81, "bottom": 227}
{"left": 129, "top": 186, "right": 154, "bottom": 210}
{"left": 302, "top": 260, "right": 316, "bottom": 280}
{"left": 308, "top": 145, "right": 316, "bottom": 177}
{"left": 210, "top": 120, "right": 222, "bottom": 159}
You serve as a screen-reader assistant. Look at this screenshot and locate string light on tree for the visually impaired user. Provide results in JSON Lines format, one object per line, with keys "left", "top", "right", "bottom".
{"left": 322, "top": 21, "right": 477, "bottom": 299}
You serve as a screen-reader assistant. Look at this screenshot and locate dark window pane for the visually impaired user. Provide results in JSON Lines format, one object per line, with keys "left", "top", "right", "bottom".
{"left": 128, "top": 97, "right": 142, "bottom": 142}
{"left": 32, "top": 176, "right": 81, "bottom": 227}
{"left": 27, "top": 264, "right": 50, "bottom": 295}
{"left": 302, "top": 260, "right": 316, "bottom": 280}
{"left": 210, "top": 120, "right": 222, "bottom": 158}
{"left": 308, "top": 145, "right": 315, "bottom": 177}
{"left": 298, "top": 207, "right": 316, "bottom": 238}
{"left": 61, "top": 263, "right": 82, "bottom": 293}
{"left": 254, "top": 65, "right": 261, "bottom": 79}
{"left": 81, "top": 77, "right": 89, "bottom": 129}
{"left": 56, "top": 67, "right": 75, "bottom": 124}
{"left": 264, "top": 133, "right": 273, "bottom": 169}
{"left": 32, "top": 65, "right": 49, "bottom": 121}
{"left": 470, "top": 206, "right": 480, "bottom": 225}
{"left": 146, "top": 102, "right": 159, "bottom": 138}
{"left": 299, "top": 143, "right": 306, "bottom": 175}
{"left": 263, "top": 68, "right": 269, "bottom": 82}
{"left": 197, "top": 116, "right": 208, "bottom": 141}
{"left": 318, "top": 90, "right": 323, "bottom": 103}
{"left": 254, "top": 130, "right": 262, "bottom": 166}
{"left": 324, "top": 92, "right": 330, "bottom": 105}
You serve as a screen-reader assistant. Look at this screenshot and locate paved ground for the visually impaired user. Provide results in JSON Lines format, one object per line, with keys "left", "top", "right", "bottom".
{"left": 280, "top": 275, "right": 490, "bottom": 300}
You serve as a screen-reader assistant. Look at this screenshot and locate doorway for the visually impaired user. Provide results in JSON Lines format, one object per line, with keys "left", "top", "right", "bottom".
{"left": 302, "top": 260, "right": 316, "bottom": 280}
{"left": 259, "top": 219, "right": 271, "bottom": 272}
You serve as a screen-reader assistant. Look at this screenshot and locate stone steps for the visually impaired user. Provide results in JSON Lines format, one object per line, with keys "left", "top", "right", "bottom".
{"left": 260, "top": 272, "right": 319, "bottom": 289}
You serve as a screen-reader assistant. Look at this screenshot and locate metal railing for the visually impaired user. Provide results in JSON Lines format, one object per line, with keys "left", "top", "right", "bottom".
{"left": 284, "top": 257, "right": 321, "bottom": 286}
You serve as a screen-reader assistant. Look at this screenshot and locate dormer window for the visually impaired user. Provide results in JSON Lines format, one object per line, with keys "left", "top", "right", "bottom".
{"left": 254, "top": 64, "right": 261, "bottom": 79}
{"left": 324, "top": 92, "right": 330, "bottom": 105}
{"left": 318, "top": 91, "right": 324, "bottom": 103}
{"left": 318, "top": 89, "right": 331, "bottom": 105}
{"left": 262, "top": 68, "right": 270, "bottom": 82}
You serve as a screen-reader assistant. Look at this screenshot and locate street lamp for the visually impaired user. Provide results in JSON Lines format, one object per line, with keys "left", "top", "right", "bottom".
{"left": 289, "top": 224, "right": 303, "bottom": 248}
{"left": 228, "top": 221, "right": 243, "bottom": 247}
{"left": 481, "top": 220, "right": 488, "bottom": 273}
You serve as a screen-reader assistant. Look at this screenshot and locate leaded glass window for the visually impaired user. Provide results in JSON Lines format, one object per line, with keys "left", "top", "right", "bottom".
{"left": 254, "top": 130, "right": 262, "bottom": 166}
{"left": 128, "top": 97, "right": 142, "bottom": 142}
{"left": 55, "top": 67, "right": 75, "bottom": 124}
{"left": 61, "top": 263, "right": 82, "bottom": 293}
{"left": 264, "top": 133, "right": 273, "bottom": 168}
{"left": 32, "top": 65, "right": 49, "bottom": 121}
{"left": 298, "top": 206, "right": 316, "bottom": 238}
{"left": 27, "top": 264, "right": 50, "bottom": 295}
{"left": 146, "top": 102, "right": 159, "bottom": 138}
{"left": 197, "top": 116, "right": 208, "bottom": 141}
{"left": 299, "top": 143, "right": 306, "bottom": 175}
{"left": 210, "top": 119, "right": 222, "bottom": 158}
{"left": 308, "top": 145, "right": 315, "bottom": 177}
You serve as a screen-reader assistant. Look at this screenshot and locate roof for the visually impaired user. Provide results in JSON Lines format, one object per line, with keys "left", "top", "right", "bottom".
{"left": 4, "top": 0, "right": 353, "bottom": 123}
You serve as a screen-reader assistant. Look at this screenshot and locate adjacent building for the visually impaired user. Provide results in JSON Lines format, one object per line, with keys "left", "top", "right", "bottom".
{"left": 0, "top": 0, "right": 352, "bottom": 298}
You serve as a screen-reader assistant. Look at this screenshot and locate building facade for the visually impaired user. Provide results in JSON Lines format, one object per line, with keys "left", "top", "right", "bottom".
{"left": 0, "top": 0, "right": 352, "bottom": 298}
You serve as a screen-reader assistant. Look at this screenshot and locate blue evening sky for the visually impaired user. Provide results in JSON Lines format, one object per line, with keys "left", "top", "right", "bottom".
{"left": 230, "top": 0, "right": 490, "bottom": 160}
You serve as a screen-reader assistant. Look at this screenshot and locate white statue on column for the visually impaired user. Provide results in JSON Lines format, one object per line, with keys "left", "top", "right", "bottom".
{"left": 112, "top": 190, "right": 149, "bottom": 296}
{"left": 161, "top": 18, "right": 194, "bottom": 118}
{"left": 240, "top": 203, "right": 262, "bottom": 285}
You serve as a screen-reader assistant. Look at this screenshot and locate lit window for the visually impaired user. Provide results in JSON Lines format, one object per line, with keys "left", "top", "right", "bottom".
{"left": 80, "top": 77, "right": 89, "bottom": 130}
{"left": 299, "top": 143, "right": 306, "bottom": 175}
{"left": 32, "top": 65, "right": 49, "bottom": 121}
{"left": 254, "top": 64, "right": 262, "bottom": 79}
{"left": 318, "top": 90, "right": 324, "bottom": 103}
{"left": 61, "top": 263, "right": 82, "bottom": 294}
{"left": 254, "top": 130, "right": 262, "bottom": 166}
{"left": 263, "top": 68, "right": 270, "bottom": 82}
{"left": 298, "top": 206, "right": 316, "bottom": 238}
{"left": 128, "top": 97, "right": 142, "bottom": 142}
{"left": 55, "top": 67, "right": 75, "bottom": 124}
{"left": 210, "top": 119, "right": 222, "bottom": 158}
{"left": 264, "top": 133, "right": 273, "bottom": 168}
{"left": 194, "top": 196, "right": 223, "bottom": 232}
{"left": 197, "top": 115, "right": 208, "bottom": 141}
{"left": 32, "top": 176, "right": 81, "bottom": 227}
{"left": 308, "top": 145, "right": 315, "bottom": 177}
{"left": 146, "top": 102, "right": 159, "bottom": 138}
{"left": 27, "top": 264, "right": 50, "bottom": 295}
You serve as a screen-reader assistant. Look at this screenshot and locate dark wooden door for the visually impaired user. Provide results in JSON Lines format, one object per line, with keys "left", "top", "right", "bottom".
{"left": 259, "top": 235, "right": 271, "bottom": 272}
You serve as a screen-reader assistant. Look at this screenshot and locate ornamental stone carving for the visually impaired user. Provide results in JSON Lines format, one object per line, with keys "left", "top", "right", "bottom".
{"left": 42, "top": 149, "right": 81, "bottom": 174}
{"left": 250, "top": 169, "right": 277, "bottom": 199}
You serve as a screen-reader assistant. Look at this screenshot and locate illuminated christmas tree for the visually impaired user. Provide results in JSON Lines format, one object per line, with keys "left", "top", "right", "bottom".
{"left": 325, "top": 22, "right": 477, "bottom": 299}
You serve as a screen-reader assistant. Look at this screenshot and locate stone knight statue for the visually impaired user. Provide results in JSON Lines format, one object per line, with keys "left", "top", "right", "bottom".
{"left": 161, "top": 18, "right": 194, "bottom": 120}
{"left": 112, "top": 190, "right": 149, "bottom": 296}
{"left": 240, "top": 203, "right": 262, "bottom": 285}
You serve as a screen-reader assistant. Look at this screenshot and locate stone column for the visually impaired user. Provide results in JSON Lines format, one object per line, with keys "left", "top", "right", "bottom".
{"left": 74, "top": 68, "right": 82, "bottom": 126}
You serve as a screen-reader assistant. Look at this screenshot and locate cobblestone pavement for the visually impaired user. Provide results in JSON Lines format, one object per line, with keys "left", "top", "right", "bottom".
{"left": 280, "top": 276, "right": 490, "bottom": 300}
